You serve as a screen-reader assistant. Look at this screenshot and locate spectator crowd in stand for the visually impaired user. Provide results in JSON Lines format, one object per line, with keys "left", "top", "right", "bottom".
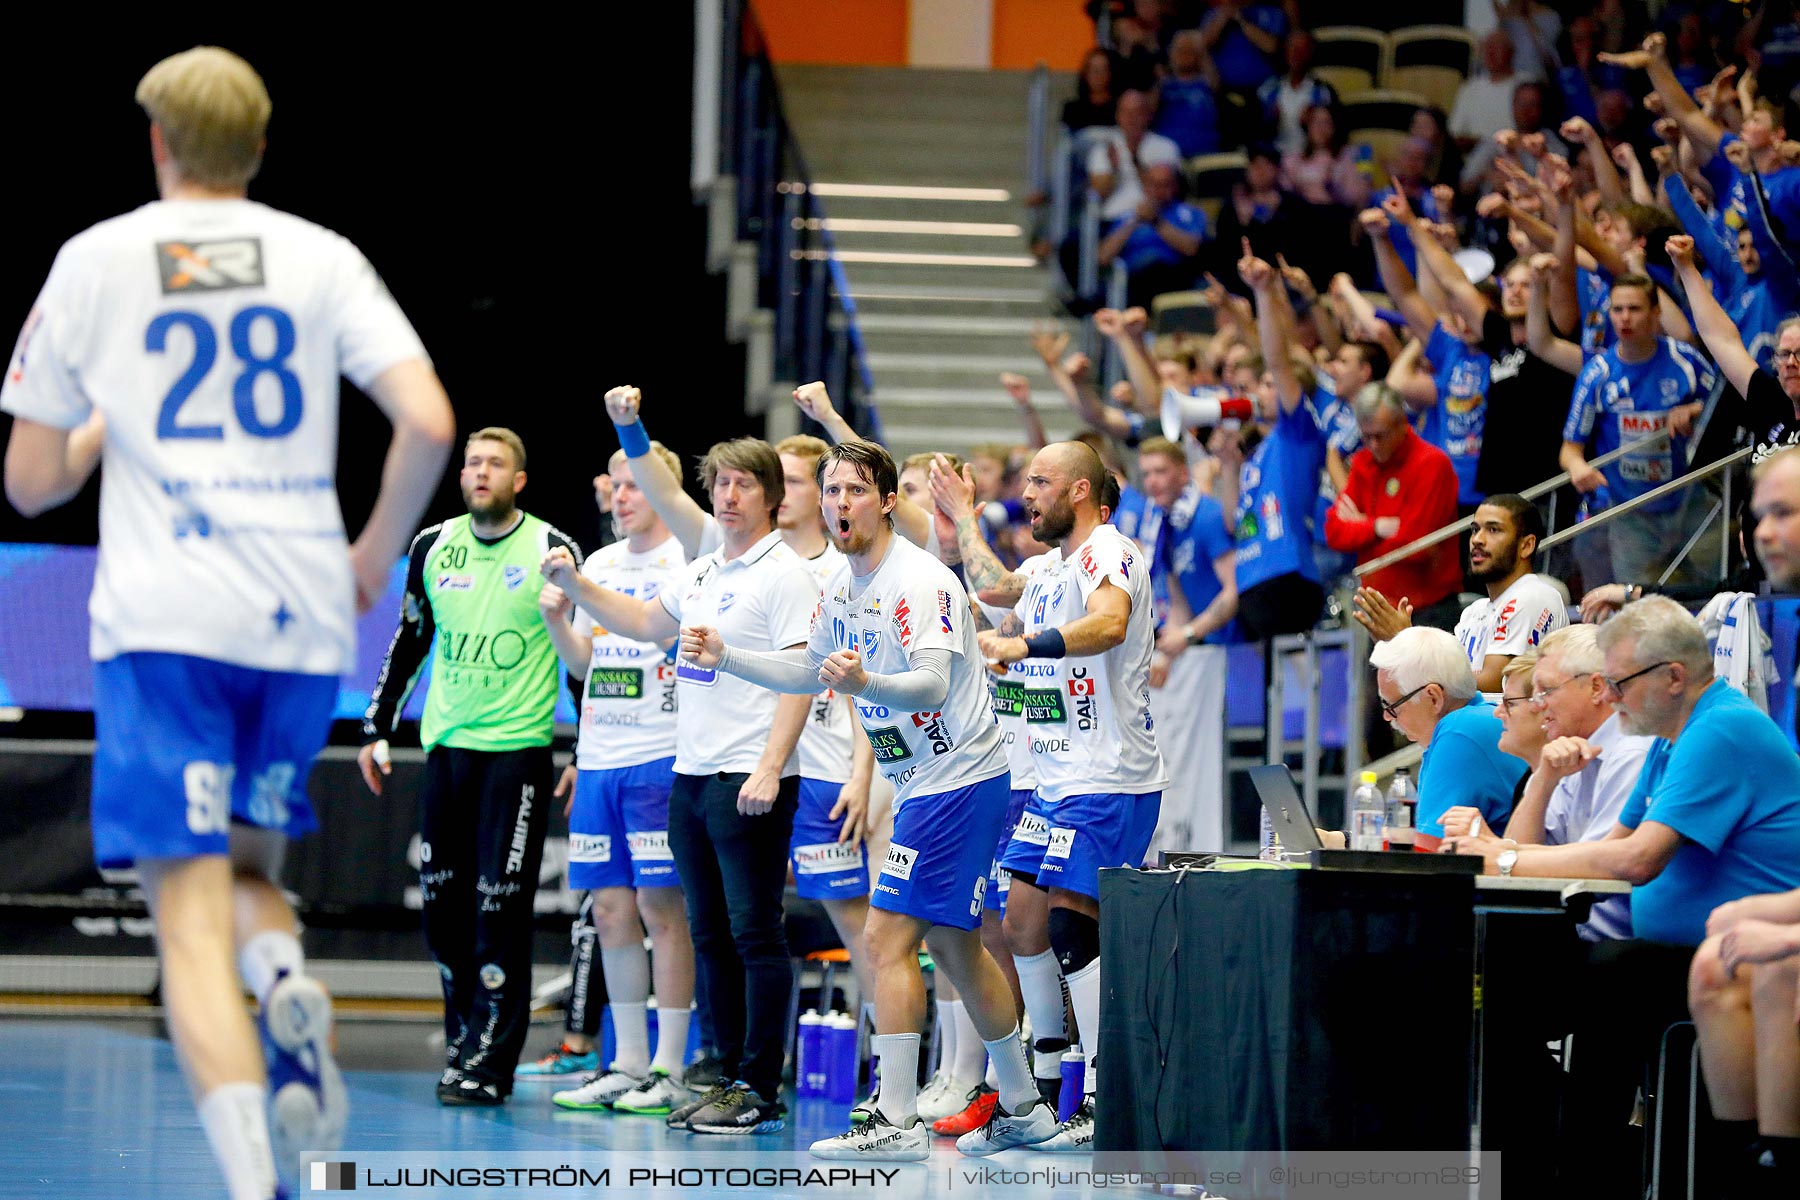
{"left": 967, "top": 2, "right": 1800, "bottom": 1193}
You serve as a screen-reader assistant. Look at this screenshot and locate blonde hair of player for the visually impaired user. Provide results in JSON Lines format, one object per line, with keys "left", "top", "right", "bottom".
{"left": 136, "top": 47, "right": 272, "bottom": 189}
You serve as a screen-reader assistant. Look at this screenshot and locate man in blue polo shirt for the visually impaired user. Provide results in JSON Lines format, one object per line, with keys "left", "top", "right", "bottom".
{"left": 1369, "top": 627, "right": 1525, "bottom": 851}
{"left": 1560, "top": 274, "right": 1719, "bottom": 586}
{"left": 1444, "top": 597, "right": 1800, "bottom": 1198}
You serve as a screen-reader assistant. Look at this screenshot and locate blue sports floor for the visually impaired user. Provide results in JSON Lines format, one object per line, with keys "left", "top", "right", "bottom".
{"left": 0, "top": 1018, "right": 1174, "bottom": 1200}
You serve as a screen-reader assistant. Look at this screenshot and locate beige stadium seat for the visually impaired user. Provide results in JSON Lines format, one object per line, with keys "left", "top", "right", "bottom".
{"left": 1339, "top": 88, "right": 1432, "bottom": 133}
{"left": 1312, "top": 27, "right": 1388, "bottom": 101}
{"left": 1185, "top": 151, "right": 1246, "bottom": 229}
{"left": 1151, "top": 290, "right": 1217, "bottom": 336}
{"left": 1384, "top": 25, "right": 1476, "bottom": 113}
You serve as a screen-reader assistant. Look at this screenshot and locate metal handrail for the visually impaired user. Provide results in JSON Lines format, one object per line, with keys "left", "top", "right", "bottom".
{"left": 1535, "top": 446, "right": 1752, "bottom": 553}
{"left": 1353, "top": 430, "right": 1675, "bottom": 578}
{"left": 1026, "top": 65, "right": 1050, "bottom": 201}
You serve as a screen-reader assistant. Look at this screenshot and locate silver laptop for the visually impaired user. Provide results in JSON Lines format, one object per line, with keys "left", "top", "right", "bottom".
{"left": 1249, "top": 764, "right": 1324, "bottom": 853}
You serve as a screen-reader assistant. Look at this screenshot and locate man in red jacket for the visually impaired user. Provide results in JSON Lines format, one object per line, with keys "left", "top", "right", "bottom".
{"left": 1325, "top": 383, "right": 1463, "bottom": 631}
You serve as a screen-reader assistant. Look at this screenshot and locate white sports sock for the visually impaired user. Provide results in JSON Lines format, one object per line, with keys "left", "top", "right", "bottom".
{"left": 982, "top": 1026, "right": 1039, "bottom": 1115}
{"left": 1014, "top": 949, "right": 1068, "bottom": 1079}
{"left": 609, "top": 1001, "right": 650, "bottom": 1075}
{"left": 950, "top": 996, "right": 986, "bottom": 1087}
{"left": 871, "top": 1033, "right": 920, "bottom": 1125}
{"left": 198, "top": 1082, "right": 276, "bottom": 1200}
{"left": 1065, "top": 959, "right": 1101, "bottom": 1096}
{"left": 985, "top": 1055, "right": 999, "bottom": 1089}
{"left": 238, "top": 930, "right": 303, "bottom": 1007}
{"left": 935, "top": 999, "right": 962, "bottom": 1079}
{"left": 650, "top": 1005, "right": 690, "bottom": 1076}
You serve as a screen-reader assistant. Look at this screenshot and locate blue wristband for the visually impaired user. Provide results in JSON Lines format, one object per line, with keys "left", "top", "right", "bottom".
{"left": 615, "top": 419, "right": 652, "bottom": 459}
{"left": 1022, "top": 629, "right": 1067, "bottom": 659}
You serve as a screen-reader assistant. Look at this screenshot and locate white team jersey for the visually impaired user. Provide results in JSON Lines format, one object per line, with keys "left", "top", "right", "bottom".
{"left": 574, "top": 535, "right": 686, "bottom": 771}
{"left": 795, "top": 544, "right": 858, "bottom": 785}
{"left": 660, "top": 530, "right": 818, "bottom": 776}
{"left": 977, "top": 599, "right": 1039, "bottom": 791}
{"left": 1013, "top": 524, "right": 1168, "bottom": 801}
{"left": 0, "top": 199, "right": 427, "bottom": 675}
{"left": 1455, "top": 573, "right": 1567, "bottom": 670}
{"left": 808, "top": 535, "right": 1007, "bottom": 808}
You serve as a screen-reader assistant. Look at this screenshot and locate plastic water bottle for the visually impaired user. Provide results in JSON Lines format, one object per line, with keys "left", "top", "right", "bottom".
{"left": 1384, "top": 770, "right": 1418, "bottom": 853}
{"left": 1058, "top": 1047, "right": 1087, "bottom": 1121}
{"left": 1259, "top": 806, "right": 1280, "bottom": 860}
{"left": 1349, "top": 770, "right": 1386, "bottom": 851}
{"left": 797, "top": 1010, "right": 825, "bottom": 1097}
{"left": 825, "top": 1012, "right": 859, "bottom": 1103}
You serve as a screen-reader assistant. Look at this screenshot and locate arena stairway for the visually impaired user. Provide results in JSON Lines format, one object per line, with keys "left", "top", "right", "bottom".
{"left": 774, "top": 64, "right": 1080, "bottom": 462}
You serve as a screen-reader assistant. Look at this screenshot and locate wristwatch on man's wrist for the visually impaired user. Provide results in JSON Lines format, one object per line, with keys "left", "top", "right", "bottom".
{"left": 1496, "top": 848, "right": 1519, "bottom": 877}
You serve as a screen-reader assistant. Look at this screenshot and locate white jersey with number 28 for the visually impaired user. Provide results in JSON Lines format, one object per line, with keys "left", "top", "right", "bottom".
{"left": 2, "top": 199, "right": 429, "bottom": 676}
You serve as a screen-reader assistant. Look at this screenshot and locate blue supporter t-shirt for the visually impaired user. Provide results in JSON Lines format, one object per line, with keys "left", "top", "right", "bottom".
{"left": 1112, "top": 201, "right": 1209, "bottom": 272}
{"left": 1114, "top": 483, "right": 1151, "bottom": 544}
{"left": 1417, "top": 698, "right": 1526, "bottom": 839}
{"left": 1562, "top": 337, "right": 1717, "bottom": 516}
{"left": 1421, "top": 323, "right": 1491, "bottom": 506}
{"left": 1214, "top": 5, "right": 1287, "bottom": 91}
{"left": 1160, "top": 486, "right": 1237, "bottom": 643}
{"left": 1577, "top": 268, "right": 1615, "bottom": 358}
{"left": 1154, "top": 77, "right": 1222, "bottom": 157}
{"left": 1618, "top": 680, "right": 1800, "bottom": 945}
{"left": 1234, "top": 399, "right": 1326, "bottom": 591}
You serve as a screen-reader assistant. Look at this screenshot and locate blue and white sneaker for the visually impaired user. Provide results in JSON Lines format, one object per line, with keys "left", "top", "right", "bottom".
{"left": 515, "top": 1041, "right": 600, "bottom": 1079}
{"left": 260, "top": 971, "right": 347, "bottom": 1190}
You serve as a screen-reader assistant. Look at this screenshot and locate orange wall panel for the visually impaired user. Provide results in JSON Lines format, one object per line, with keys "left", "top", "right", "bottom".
{"left": 991, "top": 0, "right": 1094, "bottom": 70}
{"left": 754, "top": 0, "right": 910, "bottom": 66}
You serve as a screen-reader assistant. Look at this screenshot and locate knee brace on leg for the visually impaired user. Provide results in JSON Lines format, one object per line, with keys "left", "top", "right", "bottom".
{"left": 1047, "top": 908, "right": 1099, "bottom": 976}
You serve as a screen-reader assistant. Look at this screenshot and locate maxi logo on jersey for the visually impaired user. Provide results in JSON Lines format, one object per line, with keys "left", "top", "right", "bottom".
{"left": 156, "top": 238, "right": 266, "bottom": 293}
{"left": 893, "top": 599, "right": 914, "bottom": 649}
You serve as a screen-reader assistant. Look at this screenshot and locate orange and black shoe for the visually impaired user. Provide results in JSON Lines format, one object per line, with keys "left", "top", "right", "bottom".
{"left": 930, "top": 1083, "right": 998, "bottom": 1136}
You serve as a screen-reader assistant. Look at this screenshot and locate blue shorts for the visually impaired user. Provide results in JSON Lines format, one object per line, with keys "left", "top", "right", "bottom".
{"left": 91, "top": 652, "right": 336, "bottom": 869}
{"left": 997, "top": 789, "right": 1163, "bottom": 900}
{"left": 982, "top": 788, "right": 1034, "bottom": 918}
{"left": 568, "top": 758, "right": 679, "bottom": 890}
{"left": 873, "top": 773, "right": 1011, "bottom": 931}
{"left": 790, "top": 777, "right": 870, "bottom": 900}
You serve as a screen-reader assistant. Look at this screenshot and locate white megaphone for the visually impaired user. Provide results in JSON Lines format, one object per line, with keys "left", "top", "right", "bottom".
{"left": 1160, "top": 387, "right": 1255, "bottom": 441}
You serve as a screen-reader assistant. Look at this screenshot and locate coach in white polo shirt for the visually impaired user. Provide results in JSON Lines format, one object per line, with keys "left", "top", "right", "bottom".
{"left": 1357, "top": 492, "right": 1566, "bottom": 694}
{"left": 542, "top": 436, "right": 816, "bottom": 1137}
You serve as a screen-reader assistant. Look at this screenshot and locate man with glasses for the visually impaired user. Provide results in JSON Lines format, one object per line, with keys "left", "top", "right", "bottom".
{"left": 1442, "top": 624, "right": 1651, "bottom": 940}
{"left": 1443, "top": 597, "right": 1800, "bottom": 1198}
{"left": 1369, "top": 627, "right": 1526, "bottom": 851}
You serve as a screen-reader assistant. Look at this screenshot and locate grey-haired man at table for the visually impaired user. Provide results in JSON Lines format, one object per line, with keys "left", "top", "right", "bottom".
{"left": 1443, "top": 597, "right": 1800, "bottom": 1198}
{"left": 1440, "top": 623, "right": 1652, "bottom": 940}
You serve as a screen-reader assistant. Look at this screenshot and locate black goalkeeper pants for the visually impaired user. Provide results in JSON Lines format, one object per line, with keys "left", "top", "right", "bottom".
{"left": 417, "top": 743, "right": 553, "bottom": 1091}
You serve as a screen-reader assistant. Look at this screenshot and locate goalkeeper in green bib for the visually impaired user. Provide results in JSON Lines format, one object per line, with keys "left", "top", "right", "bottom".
{"left": 359, "top": 426, "right": 582, "bottom": 1105}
